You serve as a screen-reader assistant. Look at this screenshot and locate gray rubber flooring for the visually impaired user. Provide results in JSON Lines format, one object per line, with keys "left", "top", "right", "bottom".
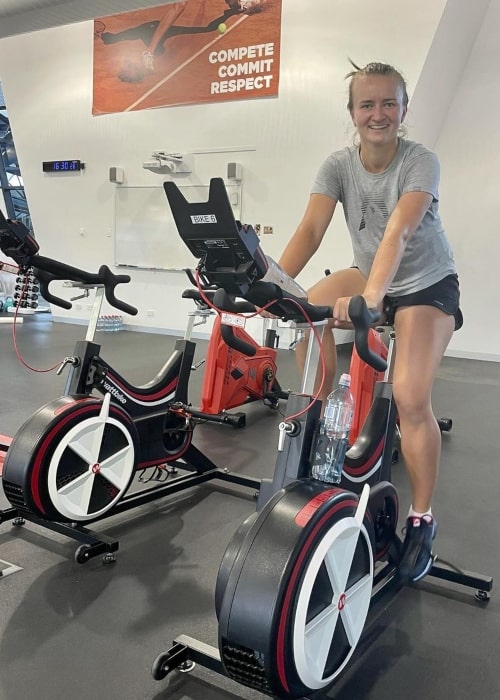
{"left": 0, "top": 314, "right": 499, "bottom": 700}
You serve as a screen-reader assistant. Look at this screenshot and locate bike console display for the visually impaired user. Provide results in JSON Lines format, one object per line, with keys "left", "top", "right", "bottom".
{"left": 164, "top": 177, "right": 267, "bottom": 295}
{"left": 0, "top": 209, "right": 39, "bottom": 266}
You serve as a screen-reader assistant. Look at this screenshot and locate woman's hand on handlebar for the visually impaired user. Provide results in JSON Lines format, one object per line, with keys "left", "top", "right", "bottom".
{"left": 333, "top": 294, "right": 380, "bottom": 327}
{"left": 332, "top": 296, "right": 351, "bottom": 326}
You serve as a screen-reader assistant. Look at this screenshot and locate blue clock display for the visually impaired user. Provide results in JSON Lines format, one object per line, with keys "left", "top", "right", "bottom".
{"left": 42, "top": 160, "right": 84, "bottom": 172}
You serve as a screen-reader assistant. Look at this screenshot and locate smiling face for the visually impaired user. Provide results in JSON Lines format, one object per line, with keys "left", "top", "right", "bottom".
{"left": 350, "top": 74, "right": 407, "bottom": 149}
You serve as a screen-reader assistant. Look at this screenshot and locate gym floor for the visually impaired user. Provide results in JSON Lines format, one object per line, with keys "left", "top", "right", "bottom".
{"left": 0, "top": 314, "right": 499, "bottom": 700}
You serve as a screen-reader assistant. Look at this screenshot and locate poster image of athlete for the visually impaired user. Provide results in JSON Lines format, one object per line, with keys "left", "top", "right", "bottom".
{"left": 92, "top": 0, "right": 281, "bottom": 114}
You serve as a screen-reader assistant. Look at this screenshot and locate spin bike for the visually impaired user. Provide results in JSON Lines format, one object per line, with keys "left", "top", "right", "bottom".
{"left": 181, "top": 267, "right": 289, "bottom": 429}
{"left": 151, "top": 178, "right": 493, "bottom": 699}
{"left": 0, "top": 212, "right": 261, "bottom": 563}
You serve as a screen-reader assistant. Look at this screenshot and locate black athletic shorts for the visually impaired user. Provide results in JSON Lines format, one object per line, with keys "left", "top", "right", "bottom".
{"left": 384, "top": 274, "right": 463, "bottom": 331}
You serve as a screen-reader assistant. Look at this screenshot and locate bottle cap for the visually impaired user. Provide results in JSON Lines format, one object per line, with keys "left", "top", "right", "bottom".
{"left": 339, "top": 373, "right": 351, "bottom": 386}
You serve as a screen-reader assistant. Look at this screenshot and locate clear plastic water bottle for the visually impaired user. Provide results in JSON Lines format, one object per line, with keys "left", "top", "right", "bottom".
{"left": 261, "top": 255, "right": 307, "bottom": 299}
{"left": 312, "top": 373, "right": 355, "bottom": 483}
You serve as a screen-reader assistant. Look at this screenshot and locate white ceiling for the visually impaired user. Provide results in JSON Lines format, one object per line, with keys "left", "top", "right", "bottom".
{"left": 0, "top": 0, "right": 67, "bottom": 18}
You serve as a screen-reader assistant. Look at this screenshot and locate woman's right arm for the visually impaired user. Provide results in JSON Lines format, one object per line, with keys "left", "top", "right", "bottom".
{"left": 278, "top": 193, "right": 337, "bottom": 278}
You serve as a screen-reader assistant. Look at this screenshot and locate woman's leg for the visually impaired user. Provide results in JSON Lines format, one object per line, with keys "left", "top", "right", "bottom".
{"left": 147, "top": 2, "right": 189, "bottom": 56}
{"left": 392, "top": 304, "right": 454, "bottom": 580}
{"left": 393, "top": 305, "right": 454, "bottom": 511}
{"left": 295, "top": 268, "right": 366, "bottom": 407}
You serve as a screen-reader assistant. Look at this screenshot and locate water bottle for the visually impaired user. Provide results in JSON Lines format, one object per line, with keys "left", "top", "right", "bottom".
{"left": 261, "top": 255, "right": 307, "bottom": 299}
{"left": 312, "top": 373, "right": 355, "bottom": 484}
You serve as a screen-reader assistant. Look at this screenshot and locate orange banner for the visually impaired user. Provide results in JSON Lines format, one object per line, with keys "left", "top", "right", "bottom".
{"left": 92, "top": 0, "right": 282, "bottom": 115}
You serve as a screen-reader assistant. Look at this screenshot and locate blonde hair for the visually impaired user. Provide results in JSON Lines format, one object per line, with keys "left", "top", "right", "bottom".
{"left": 345, "top": 60, "right": 409, "bottom": 112}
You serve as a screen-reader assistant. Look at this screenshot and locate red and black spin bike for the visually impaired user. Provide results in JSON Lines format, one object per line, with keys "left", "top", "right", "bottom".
{"left": 0, "top": 210, "right": 261, "bottom": 563}
{"left": 151, "top": 177, "right": 492, "bottom": 700}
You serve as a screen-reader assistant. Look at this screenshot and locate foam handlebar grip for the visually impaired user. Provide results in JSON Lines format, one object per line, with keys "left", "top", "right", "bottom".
{"left": 348, "top": 295, "right": 386, "bottom": 372}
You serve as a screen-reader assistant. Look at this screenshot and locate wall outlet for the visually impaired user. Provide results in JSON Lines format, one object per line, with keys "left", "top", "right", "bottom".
{"left": 146, "top": 309, "right": 155, "bottom": 317}
{"left": 75, "top": 303, "right": 82, "bottom": 310}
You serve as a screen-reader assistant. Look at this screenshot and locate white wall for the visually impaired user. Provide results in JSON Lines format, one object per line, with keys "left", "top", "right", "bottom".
{"left": 9, "top": 1, "right": 494, "bottom": 354}
{"left": 436, "top": 0, "right": 500, "bottom": 360}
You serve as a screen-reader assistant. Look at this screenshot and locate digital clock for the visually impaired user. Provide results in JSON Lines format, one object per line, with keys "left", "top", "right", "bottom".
{"left": 42, "top": 160, "right": 84, "bottom": 173}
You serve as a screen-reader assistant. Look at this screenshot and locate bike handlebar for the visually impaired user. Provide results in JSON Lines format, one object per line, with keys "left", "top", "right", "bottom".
{"left": 213, "top": 286, "right": 387, "bottom": 372}
{"left": 32, "top": 255, "right": 138, "bottom": 316}
{"left": 246, "top": 280, "right": 333, "bottom": 323}
{"left": 213, "top": 288, "right": 259, "bottom": 356}
{"left": 0, "top": 215, "right": 138, "bottom": 314}
{"left": 348, "top": 296, "right": 386, "bottom": 372}
{"left": 213, "top": 288, "right": 257, "bottom": 315}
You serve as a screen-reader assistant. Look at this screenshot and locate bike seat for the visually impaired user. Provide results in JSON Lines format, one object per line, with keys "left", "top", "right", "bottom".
{"left": 182, "top": 288, "right": 216, "bottom": 306}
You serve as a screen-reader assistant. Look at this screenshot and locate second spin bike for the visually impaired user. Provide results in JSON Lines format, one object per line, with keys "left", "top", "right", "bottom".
{"left": 180, "top": 267, "right": 289, "bottom": 429}
{"left": 0, "top": 211, "right": 261, "bottom": 563}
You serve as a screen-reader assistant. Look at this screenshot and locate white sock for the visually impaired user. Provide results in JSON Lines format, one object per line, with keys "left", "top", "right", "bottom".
{"left": 408, "top": 506, "right": 433, "bottom": 521}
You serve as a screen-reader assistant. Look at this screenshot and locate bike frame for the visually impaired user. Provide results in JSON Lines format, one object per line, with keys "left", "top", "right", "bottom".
{"left": 0, "top": 282, "right": 261, "bottom": 563}
{"left": 151, "top": 178, "right": 493, "bottom": 699}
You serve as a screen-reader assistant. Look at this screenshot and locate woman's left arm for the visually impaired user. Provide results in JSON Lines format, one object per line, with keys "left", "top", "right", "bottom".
{"left": 362, "top": 190, "right": 433, "bottom": 308}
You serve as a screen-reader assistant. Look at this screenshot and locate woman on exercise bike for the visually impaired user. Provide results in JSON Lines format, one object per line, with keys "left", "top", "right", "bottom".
{"left": 275, "top": 60, "right": 462, "bottom": 585}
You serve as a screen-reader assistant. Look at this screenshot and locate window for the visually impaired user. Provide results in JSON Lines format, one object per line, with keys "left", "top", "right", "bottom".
{"left": 0, "top": 81, "right": 32, "bottom": 230}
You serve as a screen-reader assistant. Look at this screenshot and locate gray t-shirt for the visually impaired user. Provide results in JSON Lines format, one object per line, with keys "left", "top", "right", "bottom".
{"left": 311, "top": 139, "right": 456, "bottom": 296}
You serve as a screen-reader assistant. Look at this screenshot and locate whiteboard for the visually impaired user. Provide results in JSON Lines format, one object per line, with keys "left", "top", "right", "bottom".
{"left": 114, "top": 183, "right": 242, "bottom": 270}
